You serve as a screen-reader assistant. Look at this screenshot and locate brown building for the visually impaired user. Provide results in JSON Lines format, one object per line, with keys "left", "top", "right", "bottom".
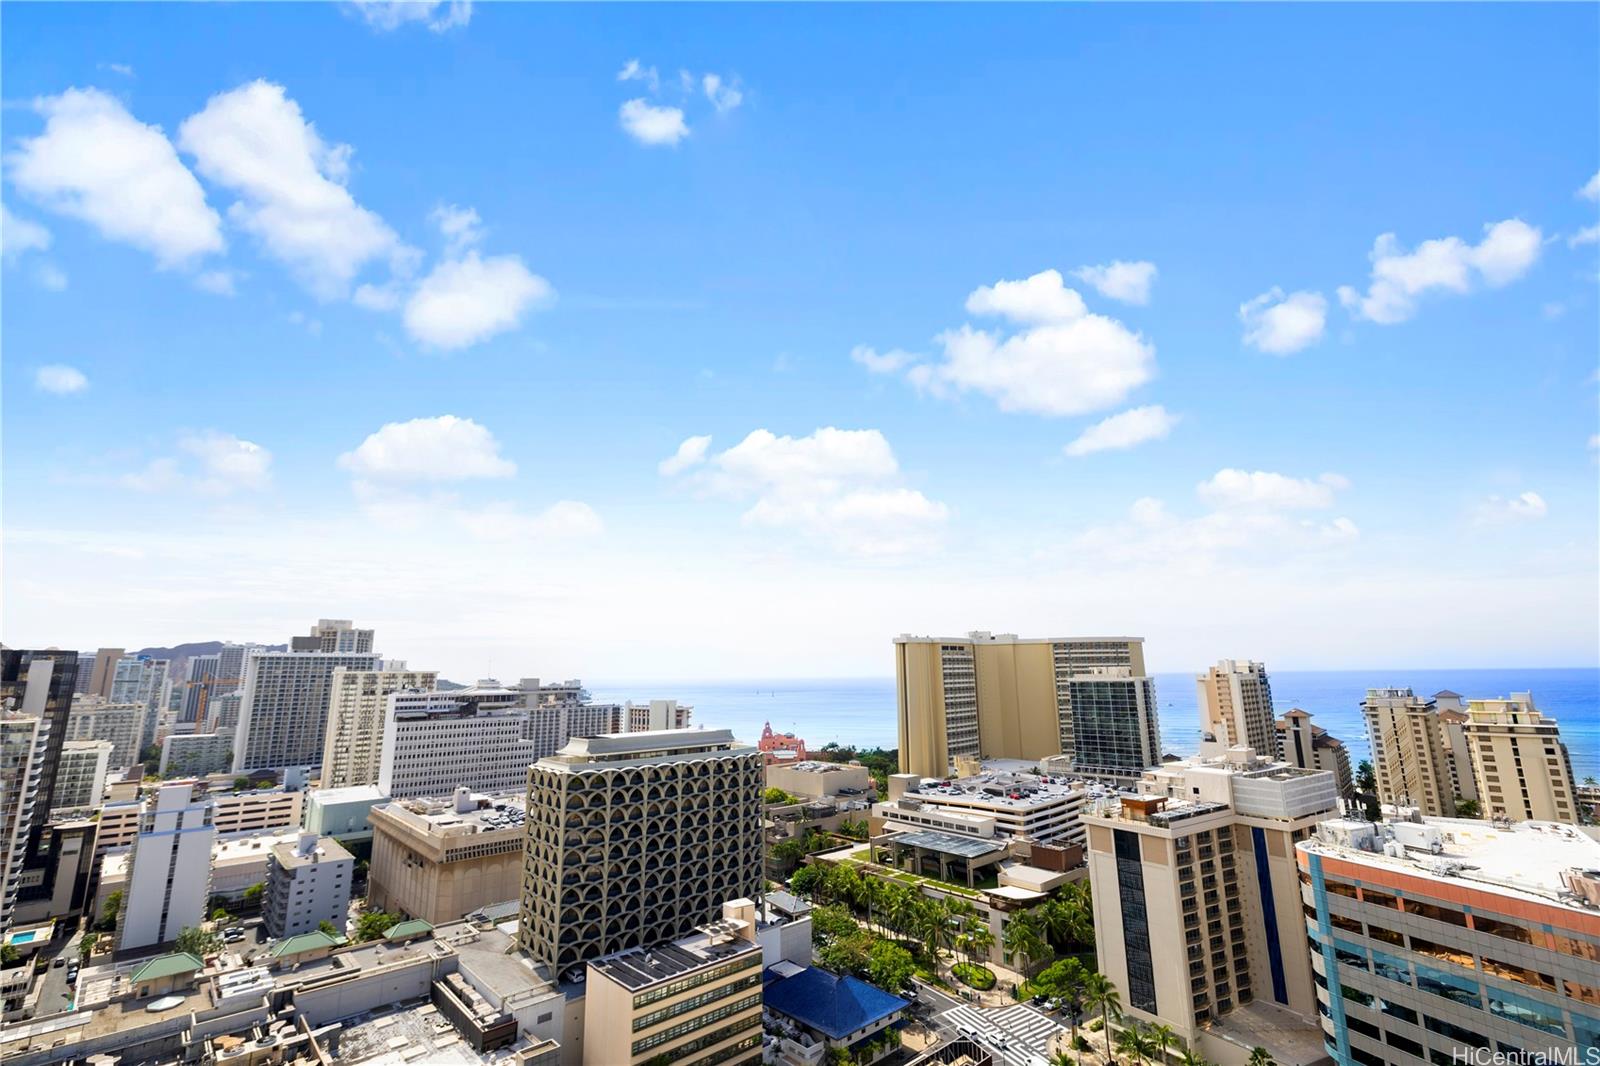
{"left": 367, "top": 789, "right": 526, "bottom": 924}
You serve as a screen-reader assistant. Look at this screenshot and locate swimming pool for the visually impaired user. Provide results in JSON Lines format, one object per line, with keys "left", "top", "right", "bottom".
{"left": 8, "top": 930, "right": 36, "bottom": 944}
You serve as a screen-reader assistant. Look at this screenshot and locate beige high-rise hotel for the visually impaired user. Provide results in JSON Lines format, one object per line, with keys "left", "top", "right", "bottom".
{"left": 894, "top": 631, "right": 1155, "bottom": 780}
{"left": 1197, "top": 659, "right": 1275, "bottom": 755}
{"left": 1462, "top": 693, "right": 1577, "bottom": 823}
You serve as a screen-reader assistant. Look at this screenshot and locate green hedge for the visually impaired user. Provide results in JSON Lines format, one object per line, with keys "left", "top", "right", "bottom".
{"left": 952, "top": 962, "right": 996, "bottom": 990}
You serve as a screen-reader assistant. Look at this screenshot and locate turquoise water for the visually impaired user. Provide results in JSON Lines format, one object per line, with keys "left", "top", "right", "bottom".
{"left": 10, "top": 930, "right": 36, "bottom": 943}
{"left": 593, "top": 667, "right": 1600, "bottom": 778}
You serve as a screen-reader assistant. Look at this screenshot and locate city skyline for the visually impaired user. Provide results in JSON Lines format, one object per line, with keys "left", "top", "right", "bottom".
{"left": 4, "top": 4, "right": 1598, "bottom": 683}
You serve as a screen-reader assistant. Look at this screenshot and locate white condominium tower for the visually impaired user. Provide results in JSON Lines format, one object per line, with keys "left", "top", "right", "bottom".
{"left": 377, "top": 692, "right": 538, "bottom": 799}
{"left": 894, "top": 631, "right": 1153, "bottom": 779}
{"left": 1198, "top": 659, "right": 1275, "bottom": 756}
{"left": 320, "top": 667, "right": 440, "bottom": 789}
{"left": 233, "top": 650, "right": 383, "bottom": 772}
{"left": 291, "top": 618, "right": 375, "bottom": 653}
{"left": 118, "top": 782, "right": 216, "bottom": 951}
{"left": 518, "top": 728, "right": 764, "bottom": 978}
{"left": 0, "top": 712, "right": 49, "bottom": 931}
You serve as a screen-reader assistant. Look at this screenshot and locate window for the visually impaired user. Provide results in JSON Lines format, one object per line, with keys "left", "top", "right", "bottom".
{"left": 1405, "top": 900, "right": 1468, "bottom": 927}
{"left": 1480, "top": 955, "right": 1555, "bottom": 992}
{"left": 1369, "top": 949, "right": 1411, "bottom": 986}
{"left": 1486, "top": 987, "right": 1566, "bottom": 1036}
{"left": 1360, "top": 888, "right": 1398, "bottom": 910}
{"left": 1415, "top": 962, "right": 1479, "bottom": 1007}
{"left": 1365, "top": 922, "right": 1403, "bottom": 946}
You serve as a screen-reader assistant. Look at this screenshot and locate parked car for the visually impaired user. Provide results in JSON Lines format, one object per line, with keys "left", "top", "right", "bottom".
{"left": 51, "top": 958, "right": 64, "bottom": 968}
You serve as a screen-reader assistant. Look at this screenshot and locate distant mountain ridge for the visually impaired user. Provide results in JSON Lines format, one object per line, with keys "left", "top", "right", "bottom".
{"left": 133, "top": 640, "right": 288, "bottom": 680}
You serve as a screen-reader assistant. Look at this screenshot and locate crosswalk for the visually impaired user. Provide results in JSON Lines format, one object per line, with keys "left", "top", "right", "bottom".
{"left": 939, "top": 1003, "right": 1068, "bottom": 1066}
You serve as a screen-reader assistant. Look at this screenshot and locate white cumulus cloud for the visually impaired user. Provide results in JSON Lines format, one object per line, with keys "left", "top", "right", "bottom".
{"left": 659, "top": 435, "right": 712, "bottom": 476}
{"left": 1197, "top": 469, "right": 1348, "bottom": 511}
{"left": 349, "top": 1, "right": 471, "bottom": 32}
{"left": 402, "top": 251, "right": 552, "bottom": 349}
{"left": 849, "top": 345, "right": 917, "bottom": 374}
{"left": 1072, "top": 260, "right": 1157, "bottom": 305}
{"left": 703, "top": 74, "right": 743, "bottom": 114}
{"left": 180, "top": 430, "right": 273, "bottom": 492}
{"left": 1337, "top": 219, "right": 1541, "bottom": 324}
{"left": 35, "top": 364, "right": 88, "bottom": 394}
{"left": 2, "top": 203, "right": 53, "bottom": 260}
{"left": 1475, "top": 491, "right": 1548, "bottom": 524}
{"left": 619, "top": 99, "right": 689, "bottom": 146}
{"left": 1239, "top": 288, "right": 1328, "bottom": 355}
{"left": 1581, "top": 170, "right": 1600, "bottom": 202}
{"left": 964, "top": 268, "right": 1086, "bottom": 324}
{"left": 1568, "top": 224, "right": 1599, "bottom": 248}
{"left": 431, "top": 203, "right": 484, "bottom": 255}
{"left": 179, "top": 80, "right": 404, "bottom": 299}
{"left": 617, "top": 59, "right": 660, "bottom": 91}
{"left": 1063, "top": 405, "right": 1178, "bottom": 457}
{"left": 9, "top": 87, "right": 223, "bottom": 268}
{"left": 667, "top": 427, "right": 948, "bottom": 556}
{"left": 339, "top": 415, "right": 516, "bottom": 481}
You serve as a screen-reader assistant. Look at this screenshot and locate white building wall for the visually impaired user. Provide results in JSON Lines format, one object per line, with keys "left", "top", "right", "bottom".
{"left": 379, "top": 703, "right": 538, "bottom": 799}
{"left": 119, "top": 783, "right": 216, "bottom": 950}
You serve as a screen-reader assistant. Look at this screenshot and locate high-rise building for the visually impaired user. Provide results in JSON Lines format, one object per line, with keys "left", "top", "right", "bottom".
{"left": 1082, "top": 747, "right": 1341, "bottom": 1064}
{"left": 1300, "top": 814, "right": 1600, "bottom": 1065}
{"left": 1063, "top": 668, "right": 1162, "bottom": 783}
{"left": 118, "top": 782, "right": 216, "bottom": 951}
{"left": 894, "top": 631, "right": 1150, "bottom": 779}
{"left": 291, "top": 618, "right": 376, "bottom": 653}
{"left": 207, "top": 690, "right": 243, "bottom": 733}
{"left": 1, "top": 650, "right": 80, "bottom": 887}
{"left": 377, "top": 692, "right": 538, "bottom": 799}
{"left": 1198, "top": 659, "right": 1275, "bottom": 756}
{"left": 233, "top": 650, "right": 383, "bottom": 772}
{"left": 518, "top": 729, "right": 764, "bottom": 979}
{"left": 180, "top": 653, "right": 221, "bottom": 724}
{"left": 65, "top": 697, "right": 144, "bottom": 772}
{"left": 73, "top": 652, "right": 96, "bottom": 694}
{"left": 160, "top": 729, "right": 236, "bottom": 777}
{"left": 0, "top": 712, "right": 49, "bottom": 931}
{"left": 87, "top": 647, "right": 125, "bottom": 699}
{"left": 1361, "top": 687, "right": 1466, "bottom": 817}
{"left": 263, "top": 832, "right": 354, "bottom": 939}
{"left": 319, "top": 667, "right": 439, "bottom": 789}
{"left": 1462, "top": 694, "right": 1577, "bottom": 823}
{"left": 51, "top": 739, "right": 114, "bottom": 814}
{"left": 1275, "top": 708, "right": 1354, "bottom": 798}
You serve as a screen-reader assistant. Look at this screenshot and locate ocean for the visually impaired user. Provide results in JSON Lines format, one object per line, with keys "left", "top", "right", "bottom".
{"left": 592, "top": 668, "right": 1600, "bottom": 779}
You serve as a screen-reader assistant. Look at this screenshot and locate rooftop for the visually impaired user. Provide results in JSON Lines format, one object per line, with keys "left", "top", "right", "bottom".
{"left": 589, "top": 926, "right": 760, "bottom": 991}
{"left": 881, "top": 830, "right": 1005, "bottom": 859}
{"left": 268, "top": 930, "right": 346, "bottom": 959}
{"left": 127, "top": 952, "right": 202, "bottom": 984}
{"left": 762, "top": 967, "right": 910, "bottom": 1040}
{"left": 273, "top": 835, "right": 354, "bottom": 869}
{"left": 378, "top": 793, "right": 527, "bottom": 835}
{"left": 546, "top": 727, "right": 742, "bottom": 763}
{"left": 1302, "top": 816, "right": 1600, "bottom": 911}
{"left": 309, "top": 785, "right": 388, "bottom": 804}
{"left": 906, "top": 771, "right": 1085, "bottom": 810}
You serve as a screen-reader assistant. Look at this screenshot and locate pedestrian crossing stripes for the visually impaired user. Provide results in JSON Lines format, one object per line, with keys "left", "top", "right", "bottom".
{"left": 940, "top": 1003, "right": 1068, "bottom": 1066}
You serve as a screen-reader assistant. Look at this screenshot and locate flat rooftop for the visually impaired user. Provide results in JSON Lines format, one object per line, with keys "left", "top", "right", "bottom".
{"left": 882, "top": 830, "right": 1005, "bottom": 859}
{"left": 378, "top": 794, "right": 527, "bottom": 834}
{"left": 309, "top": 785, "right": 387, "bottom": 804}
{"left": 548, "top": 727, "right": 740, "bottom": 762}
{"left": 1302, "top": 818, "right": 1600, "bottom": 909}
{"left": 907, "top": 771, "right": 1085, "bottom": 810}
{"left": 589, "top": 930, "right": 760, "bottom": 991}
{"left": 273, "top": 835, "right": 354, "bottom": 869}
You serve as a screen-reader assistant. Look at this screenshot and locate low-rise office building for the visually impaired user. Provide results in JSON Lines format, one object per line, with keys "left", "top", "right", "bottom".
{"left": 1301, "top": 815, "right": 1600, "bottom": 1065}
{"left": 302, "top": 784, "right": 386, "bottom": 844}
{"left": 582, "top": 898, "right": 765, "bottom": 1066}
{"left": 209, "top": 785, "right": 303, "bottom": 835}
{"left": 263, "top": 833, "right": 353, "bottom": 939}
{"left": 50, "top": 739, "right": 113, "bottom": 815}
{"left": 766, "top": 760, "right": 872, "bottom": 799}
{"left": 368, "top": 789, "right": 527, "bottom": 925}
{"left": 874, "top": 767, "right": 1088, "bottom": 850}
{"left": 764, "top": 966, "right": 909, "bottom": 1066}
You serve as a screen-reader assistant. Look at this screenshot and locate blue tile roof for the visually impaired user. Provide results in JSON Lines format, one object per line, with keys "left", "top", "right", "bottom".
{"left": 763, "top": 967, "right": 909, "bottom": 1040}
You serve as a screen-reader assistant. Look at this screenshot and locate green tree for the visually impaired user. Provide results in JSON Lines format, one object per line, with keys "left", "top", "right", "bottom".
{"left": 99, "top": 890, "right": 124, "bottom": 931}
{"left": 866, "top": 939, "right": 915, "bottom": 991}
{"left": 233, "top": 776, "right": 251, "bottom": 792}
{"left": 810, "top": 903, "right": 860, "bottom": 942}
{"left": 837, "top": 818, "right": 870, "bottom": 841}
{"left": 941, "top": 897, "right": 976, "bottom": 960}
{"left": 355, "top": 910, "right": 400, "bottom": 942}
{"left": 817, "top": 929, "right": 874, "bottom": 976}
{"left": 1118, "top": 1023, "right": 1154, "bottom": 1066}
{"left": 1035, "top": 957, "right": 1088, "bottom": 1042}
{"left": 0, "top": 944, "right": 18, "bottom": 967}
{"left": 1001, "top": 909, "right": 1050, "bottom": 975}
{"left": 789, "top": 864, "right": 825, "bottom": 899}
{"left": 1246, "top": 1048, "right": 1275, "bottom": 1066}
{"left": 318, "top": 920, "right": 339, "bottom": 936}
{"left": 1148, "top": 1023, "right": 1176, "bottom": 1065}
{"left": 963, "top": 917, "right": 994, "bottom": 967}
{"left": 175, "top": 925, "right": 220, "bottom": 957}
{"left": 242, "top": 882, "right": 265, "bottom": 904}
{"left": 763, "top": 787, "right": 797, "bottom": 805}
{"left": 1454, "top": 797, "right": 1481, "bottom": 818}
{"left": 210, "top": 907, "right": 232, "bottom": 922}
{"left": 1355, "top": 760, "right": 1377, "bottom": 794}
{"left": 1178, "top": 1049, "right": 1212, "bottom": 1066}
{"left": 1082, "top": 970, "right": 1122, "bottom": 1065}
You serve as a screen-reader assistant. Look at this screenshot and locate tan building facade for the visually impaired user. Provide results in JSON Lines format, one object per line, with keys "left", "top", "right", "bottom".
{"left": 1083, "top": 749, "right": 1339, "bottom": 1062}
{"left": 1197, "top": 659, "right": 1274, "bottom": 756}
{"left": 319, "top": 667, "right": 438, "bottom": 789}
{"left": 581, "top": 899, "right": 764, "bottom": 1066}
{"left": 1275, "top": 709, "right": 1353, "bottom": 798}
{"left": 1361, "top": 687, "right": 1464, "bottom": 817}
{"left": 367, "top": 791, "right": 526, "bottom": 925}
{"left": 894, "top": 632, "right": 1148, "bottom": 779}
{"left": 1462, "top": 694, "right": 1577, "bottom": 823}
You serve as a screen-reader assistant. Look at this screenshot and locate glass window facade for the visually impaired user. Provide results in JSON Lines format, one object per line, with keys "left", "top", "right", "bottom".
{"left": 1112, "top": 828, "right": 1157, "bottom": 1014}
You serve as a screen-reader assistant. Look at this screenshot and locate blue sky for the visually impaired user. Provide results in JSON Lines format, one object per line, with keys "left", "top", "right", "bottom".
{"left": 3, "top": 2, "right": 1597, "bottom": 681}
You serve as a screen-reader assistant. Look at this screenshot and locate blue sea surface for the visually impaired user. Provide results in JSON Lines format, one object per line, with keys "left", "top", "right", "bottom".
{"left": 593, "top": 668, "right": 1600, "bottom": 778}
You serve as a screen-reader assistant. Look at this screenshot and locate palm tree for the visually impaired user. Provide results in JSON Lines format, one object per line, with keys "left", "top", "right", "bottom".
{"left": 1246, "top": 1049, "right": 1274, "bottom": 1066}
{"left": 1147, "top": 1023, "right": 1175, "bottom": 1065}
{"left": 966, "top": 919, "right": 995, "bottom": 968}
{"left": 942, "top": 897, "right": 978, "bottom": 961}
{"left": 1177, "top": 1049, "right": 1210, "bottom": 1066}
{"left": 1002, "top": 909, "right": 1050, "bottom": 975}
{"left": 1117, "top": 1024, "right": 1153, "bottom": 1066}
{"left": 1081, "top": 971, "right": 1121, "bottom": 1065}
